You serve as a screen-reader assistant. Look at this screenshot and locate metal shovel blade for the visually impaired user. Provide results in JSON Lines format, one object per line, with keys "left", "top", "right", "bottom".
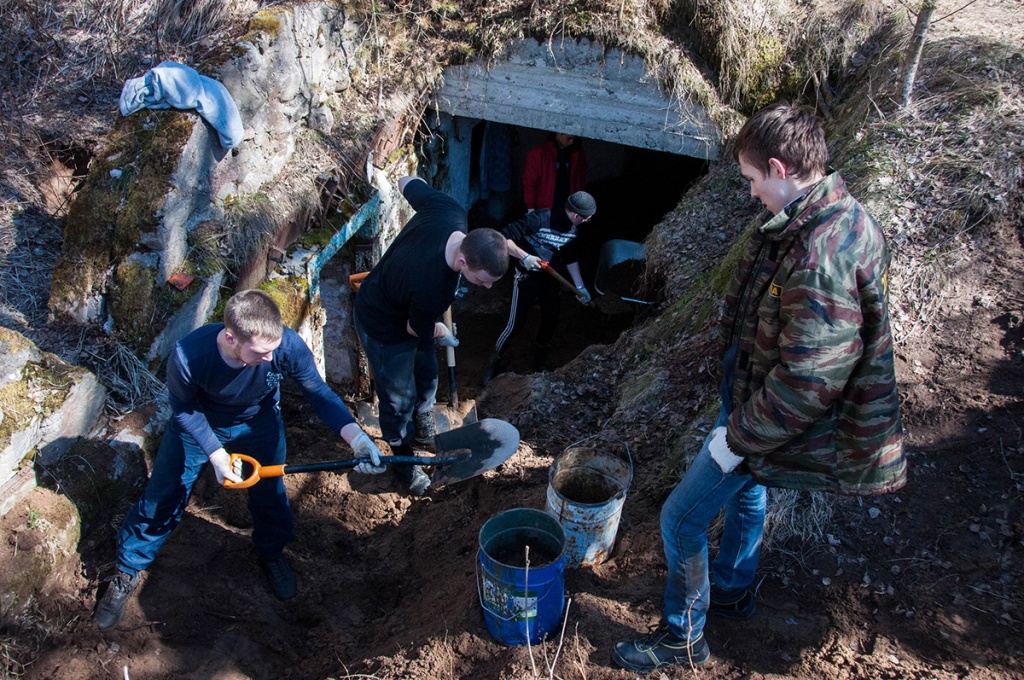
{"left": 429, "top": 418, "right": 520, "bottom": 488}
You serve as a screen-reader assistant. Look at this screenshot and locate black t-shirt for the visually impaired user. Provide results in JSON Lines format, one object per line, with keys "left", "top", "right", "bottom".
{"left": 354, "top": 179, "right": 466, "bottom": 343}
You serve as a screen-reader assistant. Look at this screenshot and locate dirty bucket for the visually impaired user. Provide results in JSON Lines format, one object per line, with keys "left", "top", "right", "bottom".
{"left": 477, "top": 508, "right": 566, "bottom": 645}
{"left": 545, "top": 443, "right": 633, "bottom": 567}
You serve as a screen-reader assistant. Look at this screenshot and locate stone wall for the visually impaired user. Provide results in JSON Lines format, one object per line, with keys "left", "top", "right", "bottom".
{"left": 49, "top": 2, "right": 416, "bottom": 366}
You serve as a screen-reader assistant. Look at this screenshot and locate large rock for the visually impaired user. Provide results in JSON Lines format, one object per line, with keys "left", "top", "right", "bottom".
{"left": 0, "top": 328, "right": 107, "bottom": 514}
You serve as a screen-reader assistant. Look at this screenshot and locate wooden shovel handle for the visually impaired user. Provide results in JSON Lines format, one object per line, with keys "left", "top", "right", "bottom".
{"left": 348, "top": 271, "right": 370, "bottom": 292}
{"left": 538, "top": 260, "right": 588, "bottom": 303}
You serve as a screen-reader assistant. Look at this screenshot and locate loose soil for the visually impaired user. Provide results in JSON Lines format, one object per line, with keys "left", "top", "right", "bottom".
{"left": 9, "top": 218, "right": 1024, "bottom": 678}
{"left": 3, "top": 2, "right": 1024, "bottom": 678}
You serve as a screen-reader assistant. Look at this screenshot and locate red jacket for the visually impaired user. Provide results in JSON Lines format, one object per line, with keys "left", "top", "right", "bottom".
{"left": 522, "top": 139, "right": 587, "bottom": 210}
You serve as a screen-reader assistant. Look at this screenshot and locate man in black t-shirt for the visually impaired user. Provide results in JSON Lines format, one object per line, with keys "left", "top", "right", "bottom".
{"left": 354, "top": 176, "right": 509, "bottom": 495}
{"left": 484, "top": 191, "right": 597, "bottom": 380}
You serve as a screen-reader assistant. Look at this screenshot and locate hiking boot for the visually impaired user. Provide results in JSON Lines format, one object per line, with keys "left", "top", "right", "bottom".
{"left": 612, "top": 626, "right": 710, "bottom": 673}
{"left": 261, "top": 555, "right": 297, "bottom": 600}
{"left": 412, "top": 412, "right": 436, "bottom": 452}
{"left": 482, "top": 351, "right": 504, "bottom": 385}
{"left": 708, "top": 586, "right": 756, "bottom": 620}
{"left": 394, "top": 464, "right": 431, "bottom": 496}
{"left": 94, "top": 570, "right": 140, "bottom": 631}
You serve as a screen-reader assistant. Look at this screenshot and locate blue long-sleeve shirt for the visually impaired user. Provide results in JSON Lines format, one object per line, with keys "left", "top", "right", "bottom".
{"left": 166, "top": 324, "right": 355, "bottom": 456}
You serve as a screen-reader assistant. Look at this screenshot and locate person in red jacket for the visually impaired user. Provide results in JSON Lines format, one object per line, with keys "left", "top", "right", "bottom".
{"left": 522, "top": 132, "right": 587, "bottom": 232}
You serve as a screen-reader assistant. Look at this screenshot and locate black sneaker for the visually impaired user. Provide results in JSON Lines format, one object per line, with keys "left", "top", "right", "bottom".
{"left": 261, "top": 555, "right": 297, "bottom": 600}
{"left": 394, "top": 464, "right": 431, "bottom": 496}
{"left": 482, "top": 352, "right": 503, "bottom": 385}
{"left": 708, "top": 587, "right": 756, "bottom": 620}
{"left": 94, "top": 570, "right": 140, "bottom": 631}
{"left": 411, "top": 412, "right": 436, "bottom": 452}
{"left": 612, "top": 626, "right": 710, "bottom": 673}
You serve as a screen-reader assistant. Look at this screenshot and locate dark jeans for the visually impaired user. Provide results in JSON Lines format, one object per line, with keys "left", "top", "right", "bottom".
{"left": 116, "top": 410, "right": 292, "bottom": 575}
{"left": 494, "top": 269, "right": 561, "bottom": 356}
{"left": 354, "top": 316, "right": 438, "bottom": 447}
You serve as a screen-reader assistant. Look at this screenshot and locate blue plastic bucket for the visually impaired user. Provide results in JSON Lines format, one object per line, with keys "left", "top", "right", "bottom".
{"left": 545, "top": 444, "right": 633, "bottom": 567}
{"left": 477, "top": 508, "right": 566, "bottom": 645}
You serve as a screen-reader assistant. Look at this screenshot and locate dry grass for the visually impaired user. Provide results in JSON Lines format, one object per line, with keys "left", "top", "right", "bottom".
{"left": 82, "top": 340, "right": 166, "bottom": 413}
{"left": 832, "top": 35, "right": 1024, "bottom": 345}
{"left": 0, "top": 595, "right": 74, "bottom": 678}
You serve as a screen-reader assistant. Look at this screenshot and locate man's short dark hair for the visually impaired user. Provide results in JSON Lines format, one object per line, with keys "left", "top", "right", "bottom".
{"left": 224, "top": 289, "right": 284, "bottom": 342}
{"left": 461, "top": 228, "right": 509, "bottom": 278}
{"left": 733, "top": 103, "right": 828, "bottom": 180}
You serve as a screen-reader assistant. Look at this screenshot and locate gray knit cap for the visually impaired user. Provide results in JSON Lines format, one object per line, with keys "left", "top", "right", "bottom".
{"left": 565, "top": 191, "right": 597, "bottom": 217}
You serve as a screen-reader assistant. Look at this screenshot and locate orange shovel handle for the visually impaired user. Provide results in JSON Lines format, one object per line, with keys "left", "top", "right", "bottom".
{"left": 223, "top": 453, "right": 286, "bottom": 489}
{"left": 538, "top": 260, "right": 588, "bottom": 303}
{"left": 348, "top": 271, "right": 370, "bottom": 292}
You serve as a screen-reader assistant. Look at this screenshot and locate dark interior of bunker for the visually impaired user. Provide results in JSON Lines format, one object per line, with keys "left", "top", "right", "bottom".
{"left": 318, "top": 120, "right": 708, "bottom": 404}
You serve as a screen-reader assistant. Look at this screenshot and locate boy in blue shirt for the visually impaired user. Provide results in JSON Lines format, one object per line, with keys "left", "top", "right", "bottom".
{"left": 95, "top": 290, "right": 385, "bottom": 631}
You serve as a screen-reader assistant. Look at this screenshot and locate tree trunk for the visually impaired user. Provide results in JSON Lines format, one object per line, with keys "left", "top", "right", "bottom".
{"left": 901, "top": 0, "right": 938, "bottom": 107}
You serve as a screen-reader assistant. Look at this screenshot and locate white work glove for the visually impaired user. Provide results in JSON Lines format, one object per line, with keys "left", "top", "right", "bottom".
{"left": 519, "top": 255, "right": 543, "bottom": 272}
{"left": 209, "top": 448, "right": 243, "bottom": 485}
{"left": 709, "top": 426, "right": 744, "bottom": 474}
{"left": 350, "top": 431, "right": 386, "bottom": 475}
{"left": 575, "top": 285, "right": 592, "bottom": 305}
{"left": 435, "top": 323, "right": 460, "bottom": 348}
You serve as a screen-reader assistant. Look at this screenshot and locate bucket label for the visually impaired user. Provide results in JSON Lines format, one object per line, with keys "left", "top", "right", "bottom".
{"left": 482, "top": 577, "right": 538, "bottom": 620}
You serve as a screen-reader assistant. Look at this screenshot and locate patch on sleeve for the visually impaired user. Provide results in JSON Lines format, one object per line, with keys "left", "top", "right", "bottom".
{"left": 769, "top": 282, "right": 783, "bottom": 299}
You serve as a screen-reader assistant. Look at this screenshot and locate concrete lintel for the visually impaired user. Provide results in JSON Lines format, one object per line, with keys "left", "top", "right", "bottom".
{"left": 434, "top": 39, "right": 720, "bottom": 159}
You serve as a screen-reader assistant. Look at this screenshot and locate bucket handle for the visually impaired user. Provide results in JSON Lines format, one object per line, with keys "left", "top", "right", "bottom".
{"left": 561, "top": 435, "right": 634, "bottom": 493}
{"left": 476, "top": 549, "right": 562, "bottom": 621}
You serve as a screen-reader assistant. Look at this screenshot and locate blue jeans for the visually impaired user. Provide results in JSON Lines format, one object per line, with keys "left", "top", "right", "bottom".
{"left": 660, "top": 408, "right": 766, "bottom": 642}
{"left": 117, "top": 410, "right": 292, "bottom": 575}
{"left": 354, "top": 317, "right": 437, "bottom": 447}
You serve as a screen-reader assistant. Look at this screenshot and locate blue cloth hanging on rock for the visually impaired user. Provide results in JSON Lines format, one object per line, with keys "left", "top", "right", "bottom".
{"left": 119, "top": 61, "right": 244, "bottom": 149}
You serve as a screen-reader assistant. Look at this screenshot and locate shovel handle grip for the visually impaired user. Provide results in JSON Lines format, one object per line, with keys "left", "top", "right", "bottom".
{"left": 224, "top": 454, "right": 285, "bottom": 489}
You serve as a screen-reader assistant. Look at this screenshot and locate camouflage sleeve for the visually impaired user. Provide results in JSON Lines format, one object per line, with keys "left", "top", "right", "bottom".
{"left": 728, "top": 265, "right": 865, "bottom": 457}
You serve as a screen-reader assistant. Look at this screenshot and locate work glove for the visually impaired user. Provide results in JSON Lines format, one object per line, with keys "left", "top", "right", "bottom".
{"left": 519, "top": 255, "right": 543, "bottom": 272}
{"left": 709, "top": 426, "right": 744, "bottom": 474}
{"left": 435, "top": 323, "right": 460, "bottom": 348}
{"left": 209, "top": 448, "right": 243, "bottom": 485}
{"left": 350, "top": 431, "right": 386, "bottom": 475}
{"left": 575, "top": 285, "right": 592, "bottom": 305}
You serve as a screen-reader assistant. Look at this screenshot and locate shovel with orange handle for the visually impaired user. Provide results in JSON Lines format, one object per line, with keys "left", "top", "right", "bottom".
{"left": 537, "top": 260, "right": 591, "bottom": 305}
{"left": 223, "top": 418, "right": 520, "bottom": 490}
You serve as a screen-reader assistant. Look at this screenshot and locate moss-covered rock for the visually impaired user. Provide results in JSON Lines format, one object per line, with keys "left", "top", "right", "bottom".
{"left": 259, "top": 276, "right": 310, "bottom": 330}
{"left": 50, "top": 111, "right": 195, "bottom": 329}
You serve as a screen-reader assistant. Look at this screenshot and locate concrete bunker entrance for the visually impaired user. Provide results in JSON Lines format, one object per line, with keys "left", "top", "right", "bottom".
{"left": 416, "top": 119, "right": 710, "bottom": 390}
{"left": 317, "top": 39, "right": 718, "bottom": 400}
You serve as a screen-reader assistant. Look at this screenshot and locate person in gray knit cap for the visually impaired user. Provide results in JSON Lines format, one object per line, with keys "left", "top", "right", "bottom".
{"left": 485, "top": 191, "right": 597, "bottom": 380}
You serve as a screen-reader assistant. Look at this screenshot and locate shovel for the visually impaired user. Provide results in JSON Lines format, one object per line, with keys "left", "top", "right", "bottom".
{"left": 538, "top": 259, "right": 591, "bottom": 306}
{"left": 222, "top": 418, "right": 519, "bottom": 490}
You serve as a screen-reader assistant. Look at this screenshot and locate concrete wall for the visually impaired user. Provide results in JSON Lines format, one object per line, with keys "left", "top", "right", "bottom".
{"left": 434, "top": 38, "right": 720, "bottom": 160}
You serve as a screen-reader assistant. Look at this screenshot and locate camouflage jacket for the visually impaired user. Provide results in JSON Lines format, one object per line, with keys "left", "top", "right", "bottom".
{"left": 719, "top": 172, "right": 906, "bottom": 496}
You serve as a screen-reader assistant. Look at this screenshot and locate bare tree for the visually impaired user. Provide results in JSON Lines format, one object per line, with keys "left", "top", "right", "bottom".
{"left": 900, "top": 0, "right": 937, "bottom": 106}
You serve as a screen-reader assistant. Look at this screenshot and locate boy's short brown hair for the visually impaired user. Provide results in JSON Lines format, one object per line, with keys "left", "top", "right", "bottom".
{"left": 460, "top": 228, "right": 510, "bottom": 278}
{"left": 223, "top": 290, "right": 284, "bottom": 342}
{"left": 733, "top": 103, "right": 828, "bottom": 180}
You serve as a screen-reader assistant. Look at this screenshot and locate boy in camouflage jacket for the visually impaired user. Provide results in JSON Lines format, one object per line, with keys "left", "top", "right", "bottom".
{"left": 613, "top": 103, "right": 907, "bottom": 674}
